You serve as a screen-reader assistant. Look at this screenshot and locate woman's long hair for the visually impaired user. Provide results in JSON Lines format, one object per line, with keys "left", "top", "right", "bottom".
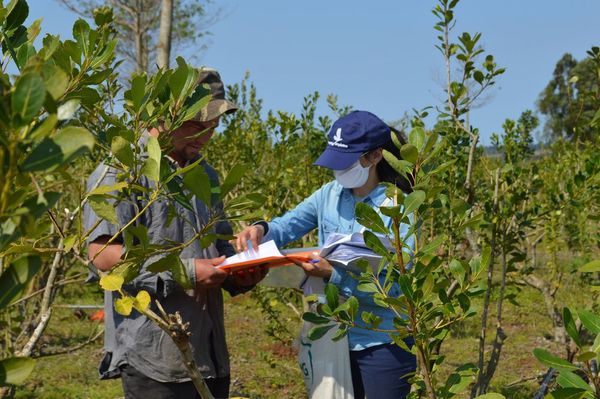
{"left": 375, "top": 126, "right": 414, "bottom": 194}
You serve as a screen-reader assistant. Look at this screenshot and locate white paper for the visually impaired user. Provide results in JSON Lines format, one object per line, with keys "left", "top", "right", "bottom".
{"left": 218, "top": 240, "right": 283, "bottom": 267}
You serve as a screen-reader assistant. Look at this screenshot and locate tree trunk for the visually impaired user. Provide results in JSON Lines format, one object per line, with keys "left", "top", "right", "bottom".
{"left": 471, "top": 169, "right": 500, "bottom": 399}
{"left": 157, "top": 0, "right": 174, "bottom": 69}
{"left": 522, "top": 274, "right": 566, "bottom": 344}
{"left": 134, "top": 0, "right": 144, "bottom": 72}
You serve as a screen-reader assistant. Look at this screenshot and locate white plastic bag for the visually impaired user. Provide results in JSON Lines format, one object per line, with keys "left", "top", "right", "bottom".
{"left": 298, "top": 277, "right": 354, "bottom": 399}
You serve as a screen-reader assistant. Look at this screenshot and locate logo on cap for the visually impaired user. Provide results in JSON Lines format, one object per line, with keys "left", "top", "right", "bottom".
{"left": 328, "top": 127, "right": 349, "bottom": 148}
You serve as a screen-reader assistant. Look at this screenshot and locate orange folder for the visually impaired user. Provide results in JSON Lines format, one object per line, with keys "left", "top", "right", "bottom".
{"left": 218, "top": 251, "right": 314, "bottom": 274}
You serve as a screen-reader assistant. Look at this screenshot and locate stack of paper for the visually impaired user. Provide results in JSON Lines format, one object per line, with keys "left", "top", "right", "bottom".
{"left": 320, "top": 232, "right": 393, "bottom": 273}
{"left": 218, "top": 240, "right": 314, "bottom": 273}
{"left": 299, "top": 233, "right": 394, "bottom": 295}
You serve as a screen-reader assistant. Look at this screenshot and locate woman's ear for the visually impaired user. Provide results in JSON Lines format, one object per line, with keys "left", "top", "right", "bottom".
{"left": 369, "top": 148, "right": 384, "bottom": 165}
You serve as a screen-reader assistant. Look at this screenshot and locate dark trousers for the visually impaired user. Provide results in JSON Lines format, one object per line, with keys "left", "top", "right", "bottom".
{"left": 350, "top": 343, "right": 416, "bottom": 399}
{"left": 120, "top": 365, "right": 230, "bottom": 399}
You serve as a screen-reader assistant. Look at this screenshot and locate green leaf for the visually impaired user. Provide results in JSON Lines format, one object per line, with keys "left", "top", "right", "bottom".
{"left": 379, "top": 205, "right": 401, "bottom": 218}
{"left": 111, "top": 136, "right": 134, "bottom": 168}
{"left": 114, "top": 296, "right": 134, "bottom": 316}
{"left": 580, "top": 260, "right": 600, "bottom": 273}
{"left": 140, "top": 137, "right": 161, "bottom": 181}
{"left": 21, "top": 191, "right": 61, "bottom": 218}
{"left": 445, "top": 367, "right": 476, "bottom": 394}
{"left": 90, "top": 39, "right": 117, "bottom": 69}
{"left": 302, "top": 312, "right": 331, "bottom": 325}
{"left": 43, "top": 64, "right": 69, "bottom": 100}
{"left": 88, "top": 196, "right": 118, "bottom": 225}
{"left": 220, "top": 163, "right": 247, "bottom": 200}
{"left": 591, "top": 108, "right": 600, "bottom": 128}
{"left": 171, "top": 256, "right": 192, "bottom": 290}
{"left": 12, "top": 73, "right": 45, "bottom": 124}
{"left": 39, "top": 34, "right": 60, "bottom": 60}
{"left": 4, "top": 0, "right": 28, "bottom": 31}
{"left": 556, "top": 371, "right": 592, "bottom": 391}
{"left": 429, "top": 159, "right": 457, "bottom": 176}
{"left": 563, "top": 308, "right": 581, "bottom": 347}
{"left": 21, "top": 126, "right": 94, "bottom": 171}
{"left": 72, "top": 19, "right": 90, "bottom": 57}
{"left": 63, "top": 235, "right": 77, "bottom": 253}
{"left": 409, "top": 127, "right": 425, "bottom": 150}
{"left": 533, "top": 348, "right": 578, "bottom": 372}
{"left": 307, "top": 324, "right": 335, "bottom": 340}
{"left": 325, "top": 283, "right": 339, "bottom": 310}
{"left": 88, "top": 182, "right": 128, "bottom": 196}
{"left": 403, "top": 190, "right": 426, "bottom": 215}
{"left": 29, "top": 114, "right": 57, "bottom": 141}
{"left": 473, "top": 394, "right": 505, "bottom": 399}
{"left": 146, "top": 254, "right": 179, "bottom": 273}
{"left": 355, "top": 202, "right": 388, "bottom": 235}
{"left": 546, "top": 387, "right": 593, "bottom": 399}
{"left": 357, "top": 282, "right": 379, "bottom": 293}
{"left": 478, "top": 246, "right": 492, "bottom": 277}
{"left": 110, "top": 261, "right": 139, "bottom": 284}
{"left": 0, "top": 357, "right": 36, "bottom": 386}
{"left": 400, "top": 144, "right": 418, "bottom": 164}
{"left": 382, "top": 149, "right": 413, "bottom": 178}
{"left": 182, "top": 90, "right": 211, "bottom": 122}
{"left": 182, "top": 164, "right": 212, "bottom": 206}
{"left": 126, "top": 74, "right": 146, "bottom": 111}
{"left": 398, "top": 274, "right": 414, "bottom": 302}
{"left": 416, "top": 235, "right": 446, "bottom": 257}
{"left": 449, "top": 259, "right": 465, "bottom": 287}
{"left": 577, "top": 351, "right": 596, "bottom": 362}
{"left": 99, "top": 274, "right": 124, "bottom": 292}
{"left": 0, "top": 256, "right": 41, "bottom": 310}
{"left": 147, "top": 136, "right": 161, "bottom": 169}
{"left": 591, "top": 333, "right": 600, "bottom": 354}
{"left": 330, "top": 326, "right": 349, "bottom": 342}
{"left": 169, "top": 58, "right": 196, "bottom": 100}
{"left": 363, "top": 230, "right": 391, "bottom": 258}
{"left": 578, "top": 310, "right": 600, "bottom": 334}
{"left": 141, "top": 159, "right": 160, "bottom": 182}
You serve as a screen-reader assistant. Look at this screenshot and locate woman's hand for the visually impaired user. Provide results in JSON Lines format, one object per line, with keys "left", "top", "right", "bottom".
{"left": 232, "top": 224, "right": 265, "bottom": 253}
{"left": 294, "top": 252, "right": 333, "bottom": 278}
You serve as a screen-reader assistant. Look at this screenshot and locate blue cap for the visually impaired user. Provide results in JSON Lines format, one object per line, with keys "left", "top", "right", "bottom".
{"left": 314, "top": 110, "right": 391, "bottom": 170}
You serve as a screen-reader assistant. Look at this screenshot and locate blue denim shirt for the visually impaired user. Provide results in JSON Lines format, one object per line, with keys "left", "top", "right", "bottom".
{"left": 263, "top": 180, "right": 413, "bottom": 351}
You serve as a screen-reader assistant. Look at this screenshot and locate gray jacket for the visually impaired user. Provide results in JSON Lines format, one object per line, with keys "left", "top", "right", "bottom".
{"left": 84, "top": 158, "right": 242, "bottom": 382}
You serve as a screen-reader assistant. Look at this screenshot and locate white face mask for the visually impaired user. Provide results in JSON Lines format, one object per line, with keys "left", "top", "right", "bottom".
{"left": 334, "top": 159, "right": 371, "bottom": 188}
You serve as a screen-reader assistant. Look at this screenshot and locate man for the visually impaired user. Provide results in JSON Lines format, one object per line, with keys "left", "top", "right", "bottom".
{"left": 84, "top": 68, "right": 266, "bottom": 399}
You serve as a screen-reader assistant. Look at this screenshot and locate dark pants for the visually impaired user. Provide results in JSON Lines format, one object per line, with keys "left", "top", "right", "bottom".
{"left": 120, "top": 365, "right": 230, "bottom": 399}
{"left": 350, "top": 343, "right": 416, "bottom": 399}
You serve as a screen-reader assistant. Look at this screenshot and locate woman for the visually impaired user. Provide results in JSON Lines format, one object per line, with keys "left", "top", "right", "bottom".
{"left": 235, "top": 110, "right": 416, "bottom": 399}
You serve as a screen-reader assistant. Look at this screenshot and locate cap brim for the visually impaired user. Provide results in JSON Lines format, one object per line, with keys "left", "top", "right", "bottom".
{"left": 197, "top": 99, "right": 238, "bottom": 122}
{"left": 314, "top": 148, "right": 362, "bottom": 170}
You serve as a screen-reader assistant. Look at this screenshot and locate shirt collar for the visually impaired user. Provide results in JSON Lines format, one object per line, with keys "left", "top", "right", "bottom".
{"left": 338, "top": 181, "right": 388, "bottom": 205}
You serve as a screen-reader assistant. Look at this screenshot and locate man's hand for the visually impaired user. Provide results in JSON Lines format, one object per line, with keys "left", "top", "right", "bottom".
{"left": 195, "top": 256, "right": 228, "bottom": 288}
{"left": 231, "top": 265, "right": 269, "bottom": 287}
{"left": 232, "top": 224, "right": 265, "bottom": 253}
{"left": 294, "top": 253, "right": 333, "bottom": 278}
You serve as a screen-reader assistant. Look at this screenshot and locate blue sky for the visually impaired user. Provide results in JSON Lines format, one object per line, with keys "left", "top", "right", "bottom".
{"left": 27, "top": 0, "right": 599, "bottom": 144}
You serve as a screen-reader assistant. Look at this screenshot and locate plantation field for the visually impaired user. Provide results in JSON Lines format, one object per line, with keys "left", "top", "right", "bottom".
{"left": 1, "top": 0, "right": 598, "bottom": 397}
{"left": 14, "top": 262, "right": 590, "bottom": 399}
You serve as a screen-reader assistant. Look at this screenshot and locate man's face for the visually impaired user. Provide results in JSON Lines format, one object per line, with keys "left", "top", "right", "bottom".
{"left": 170, "top": 119, "right": 219, "bottom": 163}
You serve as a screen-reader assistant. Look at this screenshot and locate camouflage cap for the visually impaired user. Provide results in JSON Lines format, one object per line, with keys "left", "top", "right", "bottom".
{"left": 193, "top": 68, "right": 238, "bottom": 122}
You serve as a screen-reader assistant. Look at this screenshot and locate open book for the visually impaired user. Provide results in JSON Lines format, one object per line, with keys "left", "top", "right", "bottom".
{"left": 218, "top": 240, "right": 316, "bottom": 273}
{"left": 319, "top": 232, "right": 393, "bottom": 273}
